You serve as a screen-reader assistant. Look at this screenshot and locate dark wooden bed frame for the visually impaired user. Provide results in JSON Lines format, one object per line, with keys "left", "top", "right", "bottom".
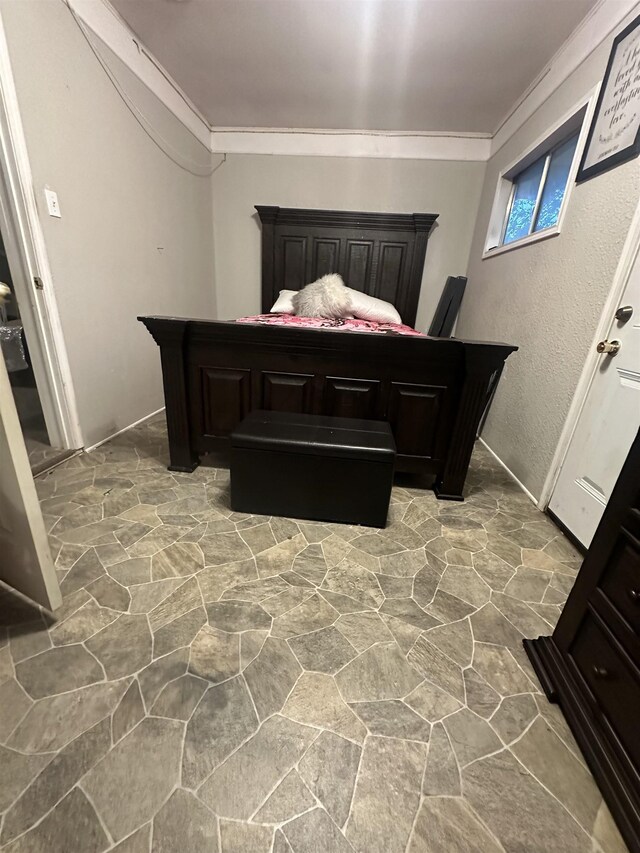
{"left": 140, "top": 206, "right": 517, "bottom": 500}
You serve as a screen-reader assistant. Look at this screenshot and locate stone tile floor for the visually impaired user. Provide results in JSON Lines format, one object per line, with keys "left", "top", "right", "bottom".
{"left": 0, "top": 414, "right": 630, "bottom": 852}
{"left": 24, "top": 435, "right": 65, "bottom": 472}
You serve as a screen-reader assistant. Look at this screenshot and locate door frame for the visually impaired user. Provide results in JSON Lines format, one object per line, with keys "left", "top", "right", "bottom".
{"left": 0, "top": 10, "right": 82, "bottom": 451}
{"left": 540, "top": 194, "right": 640, "bottom": 509}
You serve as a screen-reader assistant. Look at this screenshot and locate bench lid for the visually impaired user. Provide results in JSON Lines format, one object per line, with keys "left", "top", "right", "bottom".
{"left": 232, "top": 411, "right": 396, "bottom": 461}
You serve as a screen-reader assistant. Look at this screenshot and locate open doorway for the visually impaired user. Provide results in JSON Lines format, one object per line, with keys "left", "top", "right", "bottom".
{"left": 0, "top": 226, "right": 70, "bottom": 473}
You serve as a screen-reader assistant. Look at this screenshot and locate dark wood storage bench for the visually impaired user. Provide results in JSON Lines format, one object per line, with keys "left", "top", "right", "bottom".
{"left": 230, "top": 411, "right": 396, "bottom": 528}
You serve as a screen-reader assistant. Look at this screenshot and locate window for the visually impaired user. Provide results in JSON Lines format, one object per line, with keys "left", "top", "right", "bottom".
{"left": 502, "top": 133, "right": 579, "bottom": 245}
{"left": 483, "top": 97, "right": 591, "bottom": 258}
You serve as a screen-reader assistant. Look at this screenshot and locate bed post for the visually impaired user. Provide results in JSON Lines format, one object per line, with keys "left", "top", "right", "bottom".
{"left": 406, "top": 213, "right": 437, "bottom": 327}
{"left": 256, "top": 206, "right": 279, "bottom": 314}
{"left": 138, "top": 317, "right": 199, "bottom": 473}
{"left": 434, "top": 342, "right": 513, "bottom": 500}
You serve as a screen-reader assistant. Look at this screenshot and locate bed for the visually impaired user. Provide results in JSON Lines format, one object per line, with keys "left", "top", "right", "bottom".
{"left": 139, "top": 206, "right": 517, "bottom": 500}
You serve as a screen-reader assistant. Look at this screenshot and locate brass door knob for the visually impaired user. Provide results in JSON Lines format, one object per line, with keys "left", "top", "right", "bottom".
{"left": 597, "top": 339, "right": 621, "bottom": 355}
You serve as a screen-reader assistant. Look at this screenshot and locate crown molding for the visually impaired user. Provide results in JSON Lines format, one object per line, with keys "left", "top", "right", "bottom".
{"left": 64, "top": 0, "right": 640, "bottom": 164}
{"left": 69, "top": 1, "right": 490, "bottom": 161}
{"left": 490, "top": 0, "right": 640, "bottom": 156}
{"left": 255, "top": 205, "right": 439, "bottom": 232}
{"left": 67, "top": 0, "right": 211, "bottom": 149}
{"left": 211, "top": 128, "right": 491, "bottom": 160}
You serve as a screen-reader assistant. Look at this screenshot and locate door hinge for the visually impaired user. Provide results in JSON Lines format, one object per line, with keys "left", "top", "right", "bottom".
{"left": 33, "top": 276, "right": 44, "bottom": 290}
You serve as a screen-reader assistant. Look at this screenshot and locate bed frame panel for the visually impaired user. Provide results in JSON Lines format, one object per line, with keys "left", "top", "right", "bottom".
{"left": 257, "top": 206, "right": 438, "bottom": 327}
{"left": 139, "top": 317, "right": 517, "bottom": 500}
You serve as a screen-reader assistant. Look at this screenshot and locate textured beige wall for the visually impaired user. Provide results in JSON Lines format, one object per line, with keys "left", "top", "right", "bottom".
{"left": 211, "top": 154, "right": 486, "bottom": 331}
{"left": 2, "top": 0, "right": 215, "bottom": 448}
{"left": 457, "top": 22, "right": 640, "bottom": 501}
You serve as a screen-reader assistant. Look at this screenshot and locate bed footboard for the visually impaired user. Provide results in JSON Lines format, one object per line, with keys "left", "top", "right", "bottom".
{"left": 139, "top": 317, "right": 516, "bottom": 500}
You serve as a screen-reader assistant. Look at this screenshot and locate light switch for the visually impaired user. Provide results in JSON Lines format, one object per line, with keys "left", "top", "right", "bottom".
{"left": 44, "top": 188, "right": 61, "bottom": 218}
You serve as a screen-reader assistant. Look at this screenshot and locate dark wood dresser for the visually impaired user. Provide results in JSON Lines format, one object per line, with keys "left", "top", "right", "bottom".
{"left": 525, "top": 429, "right": 640, "bottom": 853}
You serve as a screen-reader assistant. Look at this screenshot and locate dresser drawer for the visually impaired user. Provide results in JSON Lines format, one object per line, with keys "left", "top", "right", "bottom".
{"left": 600, "top": 529, "right": 640, "bottom": 634}
{"left": 570, "top": 612, "right": 640, "bottom": 768}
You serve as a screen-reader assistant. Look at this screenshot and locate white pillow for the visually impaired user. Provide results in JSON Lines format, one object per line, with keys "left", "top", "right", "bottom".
{"left": 346, "top": 288, "right": 402, "bottom": 324}
{"left": 270, "top": 283, "right": 402, "bottom": 325}
{"left": 270, "top": 290, "right": 296, "bottom": 314}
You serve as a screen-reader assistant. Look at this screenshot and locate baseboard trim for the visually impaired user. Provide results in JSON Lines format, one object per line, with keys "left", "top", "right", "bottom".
{"left": 84, "top": 407, "right": 165, "bottom": 453}
{"left": 32, "top": 449, "right": 81, "bottom": 478}
{"left": 477, "top": 436, "right": 539, "bottom": 507}
{"left": 546, "top": 508, "right": 588, "bottom": 556}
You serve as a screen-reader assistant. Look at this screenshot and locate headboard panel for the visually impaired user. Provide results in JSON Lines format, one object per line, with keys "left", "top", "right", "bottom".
{"left": 256, "top": 206, "right": 438, "bottom": 328}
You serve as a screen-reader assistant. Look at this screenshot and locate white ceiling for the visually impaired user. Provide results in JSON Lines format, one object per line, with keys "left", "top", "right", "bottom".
{"left": 109, "top": 0, "right": 597, "bottom": 133}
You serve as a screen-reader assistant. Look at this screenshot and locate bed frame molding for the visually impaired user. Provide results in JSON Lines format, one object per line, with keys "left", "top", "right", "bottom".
{"left": 257, "top": 206, "right": 438, "bottom": 328}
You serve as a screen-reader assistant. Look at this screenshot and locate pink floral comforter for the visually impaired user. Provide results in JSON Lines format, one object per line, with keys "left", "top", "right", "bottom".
{"left": 236, "top": 313, "right": 424, "bottom": 337}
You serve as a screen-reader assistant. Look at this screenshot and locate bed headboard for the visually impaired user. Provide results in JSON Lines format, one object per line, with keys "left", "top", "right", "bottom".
{"left": 256, "top": 206, "right": 438, "bottom": 328}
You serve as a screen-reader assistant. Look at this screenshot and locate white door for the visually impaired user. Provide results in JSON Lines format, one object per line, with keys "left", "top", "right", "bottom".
{"left": 0, "top": 349, "right": 61, "bottom": 609}
{"left": 549, "top": 243, "right": 640, "bottom": 548}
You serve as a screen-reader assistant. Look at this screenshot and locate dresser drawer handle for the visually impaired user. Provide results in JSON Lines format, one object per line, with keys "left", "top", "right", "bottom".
{"left": 629, "top": 589, "right": 640, "bottom": 603}
{"left": 592, "top": 665, "right": 609, "bottom": 679}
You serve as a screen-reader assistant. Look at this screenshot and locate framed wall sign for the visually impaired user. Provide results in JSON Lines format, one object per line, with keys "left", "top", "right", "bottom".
{"left": 577, "top": 13, "right": 640, "bottom": 182}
